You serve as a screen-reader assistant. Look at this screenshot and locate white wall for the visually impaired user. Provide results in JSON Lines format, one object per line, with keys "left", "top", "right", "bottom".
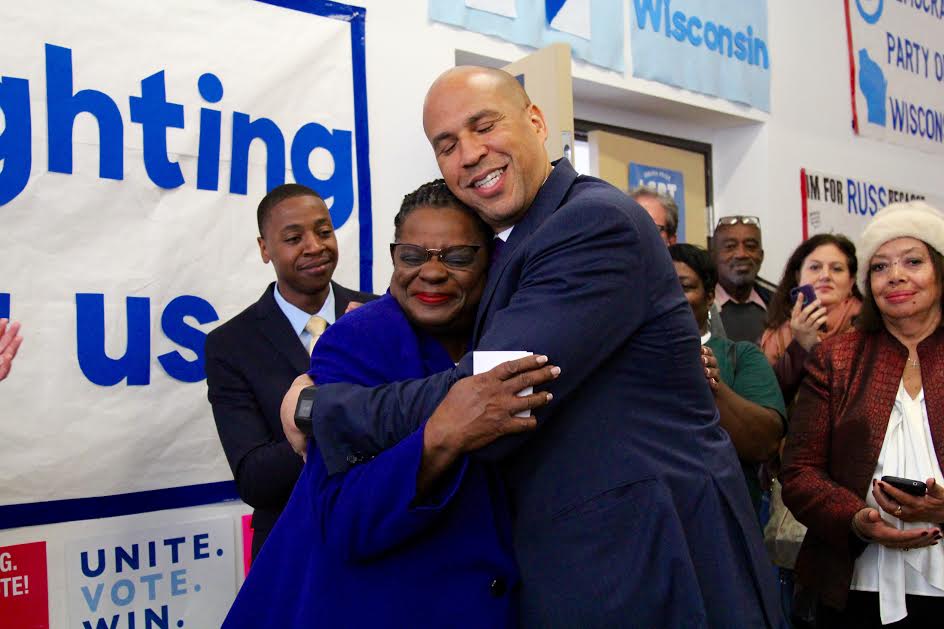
{"left": 356, "top": 0, "right": 944, "bottom": 288}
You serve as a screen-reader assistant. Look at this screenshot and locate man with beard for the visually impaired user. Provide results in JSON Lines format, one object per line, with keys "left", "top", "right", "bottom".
{"left": 205, "top": 183, "right": 375, "bottom": 559}
{"left": 711, "top": 216, "right": 771, "bottom": 343}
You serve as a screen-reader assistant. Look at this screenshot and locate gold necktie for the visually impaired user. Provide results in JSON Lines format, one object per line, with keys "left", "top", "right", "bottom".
{"left": 305, "top": 315, "right": 328, "bottom": 355}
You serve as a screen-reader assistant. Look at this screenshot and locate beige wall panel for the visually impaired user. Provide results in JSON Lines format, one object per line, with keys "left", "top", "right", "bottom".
{"left": 588, "top": 130, "right": 708, "bottom": 247}
{"left": 503, "top": 43, "right": 574, "bottom": 162}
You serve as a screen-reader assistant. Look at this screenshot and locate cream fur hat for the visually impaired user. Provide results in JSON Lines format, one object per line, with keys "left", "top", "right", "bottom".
{"left": 856, "top": 200, "right": 944, "bottom": 293}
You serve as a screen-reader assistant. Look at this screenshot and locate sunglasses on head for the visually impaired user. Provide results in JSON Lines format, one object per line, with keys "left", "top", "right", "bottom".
{"left": 715, "top": 215, "right": 760, "bottom": 228}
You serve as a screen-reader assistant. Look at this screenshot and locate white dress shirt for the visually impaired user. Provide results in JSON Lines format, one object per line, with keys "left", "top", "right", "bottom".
{"left": 273, "top": 283, "right": 336, "bottom": 350}
{"left": 851, "top": 380, "right": 944, "bottom": 624}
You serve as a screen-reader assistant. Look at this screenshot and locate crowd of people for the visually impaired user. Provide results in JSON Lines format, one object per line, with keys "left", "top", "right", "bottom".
{"left": 196, "top": 66, "right": 944, "bottom": 628}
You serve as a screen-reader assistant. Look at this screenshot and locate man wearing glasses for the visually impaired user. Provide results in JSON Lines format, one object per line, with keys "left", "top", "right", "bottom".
{"left": 630, "top": 186, "right": 679, "bottom": 245}
{"left": 712, "top": 215, "right": 772, "bottom": 344}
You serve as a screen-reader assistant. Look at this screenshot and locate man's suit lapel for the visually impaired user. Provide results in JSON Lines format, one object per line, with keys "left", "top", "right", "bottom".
{"left": 254, "top": 283, "right": 310, "bottom": 374}
{"left": 332, "top": 281, "right": 354, "bottom": 321}
{"left": 473, "top": 159, "right": 580, "bottom": 343}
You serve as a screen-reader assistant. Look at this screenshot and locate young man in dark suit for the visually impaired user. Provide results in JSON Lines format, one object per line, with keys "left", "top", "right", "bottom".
{"left": 205, "top": 184, "right": 375, "bottom": 559}
{"left": 289, "top": 68, "right": 782, "bottom": 627}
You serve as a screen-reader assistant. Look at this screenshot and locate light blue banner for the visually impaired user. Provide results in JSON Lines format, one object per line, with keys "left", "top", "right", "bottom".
{"left": 629, "top": 162, "right": 687, "bottom": 241}
{"left": 429, "top": 0, "right": 624, "bottom": 72}
{"left": 629, "top": 0, "right": 770, "bottom": 111}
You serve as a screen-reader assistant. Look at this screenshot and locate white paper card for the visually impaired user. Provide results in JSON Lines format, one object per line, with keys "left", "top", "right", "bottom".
{"left": 473, "top": 350, "right": 533, "bottom": 417}
{"left": 548, "top": 0, "right": 591, "bottom": 41}
{"left": 465, "top": 0, "right": 517, "bottom": 18}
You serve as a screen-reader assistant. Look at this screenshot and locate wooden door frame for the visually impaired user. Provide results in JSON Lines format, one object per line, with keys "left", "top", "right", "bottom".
{"left": 574, "top": 119, "right": 714, "bottom": 227}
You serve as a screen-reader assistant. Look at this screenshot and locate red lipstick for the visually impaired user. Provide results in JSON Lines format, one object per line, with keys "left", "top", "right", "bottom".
{"left": 416, "top": 293, "right": 450, "bottom": 305}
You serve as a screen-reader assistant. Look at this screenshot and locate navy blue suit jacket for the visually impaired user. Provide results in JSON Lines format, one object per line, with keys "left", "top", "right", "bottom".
{"left": 310, "top": 160, "right": 782, "bottom": 628}
{"left": 205, "top": 281, "right": 375, "bottom": 556}
{"left": 223, "top": 294, "right": 518, "bottom": 628}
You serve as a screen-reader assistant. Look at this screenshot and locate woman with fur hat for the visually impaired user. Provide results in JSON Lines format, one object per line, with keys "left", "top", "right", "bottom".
{"left": 781, "top": 201, "right": 944, "bottom": 627}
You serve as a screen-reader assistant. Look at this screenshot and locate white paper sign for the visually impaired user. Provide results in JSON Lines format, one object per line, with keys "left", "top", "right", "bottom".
{"left": 465, "top": 0, "right": 517, "bottom": 18}
{"left": 66, "top": 517, "right": 235, "bottom": 629}
{"left": 0, "top": 0, "right": 370, "bottom": 515}
{"left": 473, "top": 350, "right": 533, "bottom": 417}
{"left": 846, "top": 0, "right": 944, "bottom": 153}
{"left": 801, "top": 168, "right": 930, "bottom": 241}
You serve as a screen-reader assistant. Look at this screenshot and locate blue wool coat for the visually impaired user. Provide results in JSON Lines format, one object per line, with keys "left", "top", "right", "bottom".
{"left": 222, "top": 294, "right": 518, "bottom": 629}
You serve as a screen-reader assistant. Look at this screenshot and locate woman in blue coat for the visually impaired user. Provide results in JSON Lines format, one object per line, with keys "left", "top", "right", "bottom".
{"left": 223, "top": 180, "right": 542, "bottom": 628}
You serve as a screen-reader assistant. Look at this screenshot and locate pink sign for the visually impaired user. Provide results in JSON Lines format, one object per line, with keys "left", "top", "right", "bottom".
{"left": 241, "top": 514, "right": 254, "bottom": 577}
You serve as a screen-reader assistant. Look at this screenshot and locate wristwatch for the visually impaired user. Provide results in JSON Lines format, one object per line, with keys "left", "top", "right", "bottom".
{"left": 294, "top": 385, "right": 318, "bottom": 435}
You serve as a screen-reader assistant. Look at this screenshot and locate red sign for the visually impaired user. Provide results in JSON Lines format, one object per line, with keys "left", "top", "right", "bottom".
{"left": 0, "top": 541, "right": 49, "bottom": 629}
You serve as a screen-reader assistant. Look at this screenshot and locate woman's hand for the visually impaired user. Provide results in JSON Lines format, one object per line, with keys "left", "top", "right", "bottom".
{"left": 789, "top": 295, "right": 827, "bottom": 352}
{"left": 852, "top": 507, "right": 941, "bottom": 549}
{"left": 0, "top": 319, "right": 22, "bottom": 381}
{"left": 701, "top": 345, "right": 720, "bottom": 393}
{"left": 873, "top": 478, "right": 944, "bottom": 525}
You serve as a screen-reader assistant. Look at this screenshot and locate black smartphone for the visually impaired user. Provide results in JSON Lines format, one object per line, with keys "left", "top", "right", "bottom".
{"left": 881, "top": 475, "right": 927, "bottom": 497}
{"left": 789, "top": 284, "right": 816, "bottom": 305}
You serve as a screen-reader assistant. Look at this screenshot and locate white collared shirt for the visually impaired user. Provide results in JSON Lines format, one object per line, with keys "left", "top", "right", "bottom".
{"left": 273, "top": 283, "right": 336, "bottom": 350}
{"left": 851, "top": 381, "right": 944, "bottom": 624}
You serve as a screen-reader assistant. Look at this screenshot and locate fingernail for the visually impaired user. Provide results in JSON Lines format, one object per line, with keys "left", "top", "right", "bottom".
{"left": 702, "top": 356, "right": 708, "bottom": 366}
{"left": 536, "top": 355, "right": 548, "bottom": 364}
{"left": 545, "top": 392, "right": 553, "bottom": 402}
{"left": 705, "top": 368, "right": 711, "bottom": 376}
{"left": 550, "top": 366, "right": 561, "bottom": 376}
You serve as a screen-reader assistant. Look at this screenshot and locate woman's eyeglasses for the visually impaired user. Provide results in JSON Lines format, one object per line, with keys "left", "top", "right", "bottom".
{"left": 390, "top": 243, "right": 482, "bottom": 269}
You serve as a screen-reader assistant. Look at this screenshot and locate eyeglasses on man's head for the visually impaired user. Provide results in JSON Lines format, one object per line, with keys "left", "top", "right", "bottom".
{"left": 715, "top": 215, "right": 760, "bottom": 228}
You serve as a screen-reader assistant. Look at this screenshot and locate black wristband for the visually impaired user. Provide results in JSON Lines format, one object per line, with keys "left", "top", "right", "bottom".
{"left": 294, "top": 385, "right": 318, "bottom": 435}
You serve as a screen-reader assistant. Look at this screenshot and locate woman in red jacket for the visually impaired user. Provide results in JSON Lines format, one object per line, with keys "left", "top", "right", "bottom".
{"left": 782, "top": 201, "right": 944, "bottom": 627}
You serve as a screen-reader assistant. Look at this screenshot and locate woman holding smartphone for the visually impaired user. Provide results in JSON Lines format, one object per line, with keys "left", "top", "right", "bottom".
{"left": 781, "top": 202, "right": 944, "bottom": 627}
{"left": 760, "top": 233, "right": 861, "bottom": 401}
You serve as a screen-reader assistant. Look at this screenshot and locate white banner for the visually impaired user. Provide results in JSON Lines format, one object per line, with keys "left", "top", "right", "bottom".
{"left": 801, "top": 168, "right": 930, "bottom": 240}
{"left": 66, "top": 517, "right": 235, "bottom": 629}
{"left": 846, "top": 0, "right": 944, "bottom": 152}
{"left": 0, "top": 0, "right": 371, "bottom": 518}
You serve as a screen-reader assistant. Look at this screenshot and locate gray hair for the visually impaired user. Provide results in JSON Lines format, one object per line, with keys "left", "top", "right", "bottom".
{"left": 629, "top": 186, "right": 679, "bottom": 237}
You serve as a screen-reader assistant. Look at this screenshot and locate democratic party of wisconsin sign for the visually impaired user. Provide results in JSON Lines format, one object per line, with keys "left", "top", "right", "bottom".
{"left": 846, "top": 0, "right": 944, "bottom": 153}
{"left": 629, "top": 0, "right": 771, "bottom": 111}
{"left": 0, "top": 0, "right": 370, "bottom": 524}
